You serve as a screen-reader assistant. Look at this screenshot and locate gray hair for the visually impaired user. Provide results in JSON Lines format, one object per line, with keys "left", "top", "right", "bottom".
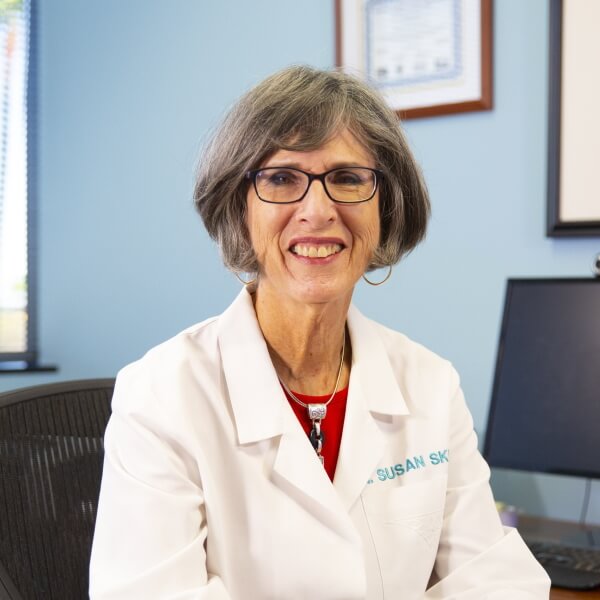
{"left": 194, "top": 65, "right": 430, "bottom": 273}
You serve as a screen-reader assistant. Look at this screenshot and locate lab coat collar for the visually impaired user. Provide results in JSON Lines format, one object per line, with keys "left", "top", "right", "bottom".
{"left": 333, "top": 304, "right": 409, "bottom": 510}
{"left": 218, "top": 289, "right": 353, "bottom": 525}
{"left": 218, "top": 288, "right": 409, "bottom": 444}
{"left": 218, "top": 288, "right": 410, "bottom": 515}
{"left": 346, "top": 304, "right": 409, "bottom": 417}
{"left": 217, "top": 288, "right": 287, "bottom": 445}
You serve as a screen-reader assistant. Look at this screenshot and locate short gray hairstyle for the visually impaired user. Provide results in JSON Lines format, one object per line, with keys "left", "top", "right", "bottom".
{"left": 194, "top": 65, "right": 430, "bottom": 273}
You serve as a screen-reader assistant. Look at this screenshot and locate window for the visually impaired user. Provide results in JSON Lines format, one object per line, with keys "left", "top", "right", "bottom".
{"left": 0, "top": 0, "right": 36, "bottom": 368}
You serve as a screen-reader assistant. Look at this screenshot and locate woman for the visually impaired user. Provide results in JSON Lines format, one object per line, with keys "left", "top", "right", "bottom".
{"left": 90, "top": 66, "right": 549, "bottom": 598}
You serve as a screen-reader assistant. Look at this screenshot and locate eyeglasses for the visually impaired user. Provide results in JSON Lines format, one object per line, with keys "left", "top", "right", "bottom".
{"left": 245, "top": 166, "right": 383, "bottom": 204}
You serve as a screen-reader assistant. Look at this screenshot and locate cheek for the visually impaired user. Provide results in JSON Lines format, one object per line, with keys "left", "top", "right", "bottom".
{"left": 245, "top": 197, "right": 289, "bottom": 262}
{"left": 364, "top": 224, "right": 381, "bottom": 264}
{"left": 360, "top": 204, "right": 381, "bottom": 250}
{"left": 369, "top": 214, "right": 381, "bottom": 244}
{"left": 246, "top": 193, "right": 267, "bottom": 251}
{"left": 357, "top": 207, "right": 381, "bottom": 268}
{"left": 249, "top": 225, "right": 271, "bottom": 264}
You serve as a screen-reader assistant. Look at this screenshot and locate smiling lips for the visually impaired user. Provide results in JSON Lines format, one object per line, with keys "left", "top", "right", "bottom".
{"left": 290, "top": 243, "right": 343, "bottom": 258}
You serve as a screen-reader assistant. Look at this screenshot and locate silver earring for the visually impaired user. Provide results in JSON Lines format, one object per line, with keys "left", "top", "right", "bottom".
{"left": 233, "top": 272, "right": 258, "bottom": 286}
{"left": 362, "top": 265, "right": 392, "bottom": 286}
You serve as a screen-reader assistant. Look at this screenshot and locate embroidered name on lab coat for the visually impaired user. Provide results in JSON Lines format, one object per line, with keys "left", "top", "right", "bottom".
{"left": 372, "top": 449, "right": 449, "bottom": 483}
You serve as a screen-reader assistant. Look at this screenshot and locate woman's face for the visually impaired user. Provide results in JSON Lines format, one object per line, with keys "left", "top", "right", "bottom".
{"left": 246, "top": 129, "right": 381, "bottom": 306}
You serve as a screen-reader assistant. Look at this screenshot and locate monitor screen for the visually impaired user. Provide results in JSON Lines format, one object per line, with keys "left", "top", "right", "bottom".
{"left": 484, "top": 278, "right": 600, "bottom": 479}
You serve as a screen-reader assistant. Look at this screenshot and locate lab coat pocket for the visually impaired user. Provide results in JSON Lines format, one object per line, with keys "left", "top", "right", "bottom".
{"left": 361, "top": 476, "right": 447, "bottom": 597}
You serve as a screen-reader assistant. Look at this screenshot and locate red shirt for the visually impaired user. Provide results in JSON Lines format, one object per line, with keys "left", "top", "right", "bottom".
{"left": 282, "top": 386, "right": 349, "bottom": 481}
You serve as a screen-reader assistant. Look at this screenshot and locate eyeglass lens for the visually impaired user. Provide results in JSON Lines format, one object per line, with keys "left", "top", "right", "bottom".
{"left": 254, "top": 167, "right": 377, "bottom": 203}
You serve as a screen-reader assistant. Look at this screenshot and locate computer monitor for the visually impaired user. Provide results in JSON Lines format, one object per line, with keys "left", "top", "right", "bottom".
{"left": 484, "top": 278, "right": 600, "bottom": 479}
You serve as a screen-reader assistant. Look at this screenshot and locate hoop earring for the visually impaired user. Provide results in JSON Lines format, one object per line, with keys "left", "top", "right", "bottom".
{"left": 362, "top": 265, "right": 392, "bottom": 286}
{"left": 234, "top": 272, "right": 257, "bottom": 286}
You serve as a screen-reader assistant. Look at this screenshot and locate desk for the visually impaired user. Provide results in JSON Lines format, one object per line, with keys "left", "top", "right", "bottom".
{"left": 518, "top": 515, "right": 600, "bottom": 599}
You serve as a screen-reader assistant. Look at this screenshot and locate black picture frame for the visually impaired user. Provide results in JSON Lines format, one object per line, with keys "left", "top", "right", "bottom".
{"left": 547, "top": 0, "right": 600, "bottom": 237}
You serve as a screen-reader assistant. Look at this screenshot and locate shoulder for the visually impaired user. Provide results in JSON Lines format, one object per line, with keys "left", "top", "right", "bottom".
{"left": 146, "top": 315, "right": 221, "bottom": 370}
{"left": 376, "top": 319, "right": 453, "bottom": 371}
{"left": 349, "top": 306, "right": 460, "bottom": 401}
{"left": 111, "top": 289, "right": 261, "bottom": 421}
{"left": 121, "top": 314, "right": 220, "bottom": 377}
{"left": 350, "top": 305, "right": 455, "bottom": 372}
{"left": 383, "top": 321, "right": 458, "bottom": 391}
{"left": 111, "top": 313, "right": 223, "bottom": 418}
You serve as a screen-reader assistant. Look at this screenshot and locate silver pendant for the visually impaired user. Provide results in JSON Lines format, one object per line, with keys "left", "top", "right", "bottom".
{"left": 307, "top": 404, "right": 327, "bottom": 421}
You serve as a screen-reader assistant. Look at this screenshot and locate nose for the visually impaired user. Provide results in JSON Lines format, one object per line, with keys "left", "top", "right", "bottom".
{"left": 295, "top": 178, "right": 337, "bottom": 225}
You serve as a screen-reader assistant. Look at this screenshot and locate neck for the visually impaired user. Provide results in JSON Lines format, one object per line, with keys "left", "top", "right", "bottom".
{"left": 252, "top": 283, "right": 352, "bottom": 395}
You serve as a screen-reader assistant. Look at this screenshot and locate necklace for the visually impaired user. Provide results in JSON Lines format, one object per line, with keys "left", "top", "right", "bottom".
{"left": 280, "top": 334, "right": 346, "bottom": 466}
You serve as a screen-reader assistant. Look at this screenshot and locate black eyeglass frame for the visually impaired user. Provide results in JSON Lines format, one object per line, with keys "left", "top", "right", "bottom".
{"left": 245, "top": 166, "right": 384, "bottom": 204}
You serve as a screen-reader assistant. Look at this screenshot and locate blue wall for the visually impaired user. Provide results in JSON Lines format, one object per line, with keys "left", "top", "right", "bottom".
{"left": 2, "top": 0, "right": 599, "bottom": 523}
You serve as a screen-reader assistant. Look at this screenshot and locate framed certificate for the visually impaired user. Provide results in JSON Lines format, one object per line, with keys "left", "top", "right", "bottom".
{"left": 335, "top": 0, "right": 493, "bottom": 119}
{"left": 547, "top": 0, "right": 600, "bottom": 237}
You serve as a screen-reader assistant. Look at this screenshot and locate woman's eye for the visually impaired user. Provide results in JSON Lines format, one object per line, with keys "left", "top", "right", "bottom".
{"left": 263, "top": 170, "right": 299, "bottom": 186}
{"left": 329, "top": 170, "right": 364, "bottom": 185}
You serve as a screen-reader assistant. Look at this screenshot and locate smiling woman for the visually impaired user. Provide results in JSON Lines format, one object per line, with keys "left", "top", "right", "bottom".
{"left": 89, "top": 66, "right": 550, "bottom": 599}
{"left": 195, "top": 66, "right": 429, "bottom": 274}
{"left": 245, "top": 130, "right": 381, "bottom": 309}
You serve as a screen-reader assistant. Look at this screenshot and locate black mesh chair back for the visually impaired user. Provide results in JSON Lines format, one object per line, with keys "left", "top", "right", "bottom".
{"left": 0, "top": 379, "right": 114, "bottom": 600}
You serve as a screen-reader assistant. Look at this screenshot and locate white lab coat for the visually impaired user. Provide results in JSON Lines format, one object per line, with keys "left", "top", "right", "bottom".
{"left": 89, "top": 288, "right": 550, "bottom": 599}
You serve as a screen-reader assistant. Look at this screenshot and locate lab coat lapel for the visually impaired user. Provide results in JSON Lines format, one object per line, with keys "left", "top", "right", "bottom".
{"left": 218, "top": 288, "right": 286, "bottom": 444}
{"left": 334, "top": 305, "right": 410, "bottom": 512}
{"left": 272, "top": 420, "right": 350, "bottom": 524}
{"left": 217, "top": 289, "right": 350, "bottom": 519}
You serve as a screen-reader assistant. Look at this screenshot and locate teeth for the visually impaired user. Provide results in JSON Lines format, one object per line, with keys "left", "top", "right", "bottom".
{"left": 292, "top": 244, "right": 342, "bottom": 258}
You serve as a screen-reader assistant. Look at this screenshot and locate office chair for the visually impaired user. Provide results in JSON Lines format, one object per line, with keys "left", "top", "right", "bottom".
{"left": 0, "top": 379, "right": 114, "bottom": 600}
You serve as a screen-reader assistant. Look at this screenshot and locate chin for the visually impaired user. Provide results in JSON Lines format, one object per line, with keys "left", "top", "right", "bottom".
{"left": 287, "top": 278, "right": 354, "bottom": 306}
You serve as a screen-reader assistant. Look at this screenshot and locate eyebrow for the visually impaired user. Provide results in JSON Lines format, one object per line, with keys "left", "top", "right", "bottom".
{"left": 260, "top": 161, "right": 373, "bottom": 170}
